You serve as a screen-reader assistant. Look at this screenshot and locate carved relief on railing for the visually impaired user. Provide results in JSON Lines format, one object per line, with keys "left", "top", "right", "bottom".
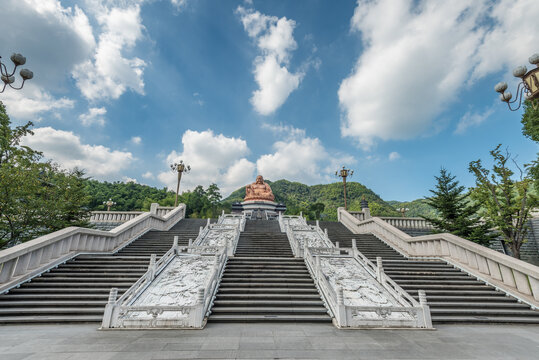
{"left": 338, "top": 207, "right": 539, "bottom": 308}
{"left": 102, "top": 239, "right": 228, "bottom": 329}
{"left": 303, "top": 246, "right": 431, "bottom": 328}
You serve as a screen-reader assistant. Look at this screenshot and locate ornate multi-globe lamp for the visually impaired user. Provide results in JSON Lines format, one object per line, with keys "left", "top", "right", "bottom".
{"left": 494, "top": 53, "right": 539, "bottom": 111}
{"left": 170, "top": 160, "right": 191, "bottom": 207}
{"left": 103, "top": 199, "right": 116, "bottom": 212}
{"left": 0, "top": 53, "right": 33, "bottom": 93}
{"left": 335, "top": 166, "right": 354, "bottom": 210}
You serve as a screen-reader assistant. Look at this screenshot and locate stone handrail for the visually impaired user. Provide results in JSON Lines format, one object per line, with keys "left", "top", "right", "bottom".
{"left": 304, "top": 246, "right": 431, "bottom": 328}
{"left": 347, "top": 211, "right": 366, "bottom": 221}
{"left": 0, "top": 204, "right": 186, "bottom": 294}
{"left": 90, "top": 211, "right": 143, "bottom": 223}
{"left": 338, "top": 207, "right": 539, "bottom": 307}
{"left": 379, "top": 217, "right": 433, "bottom": 230}
{"left": 102, "top": 238, "right": 228, "bottom": 329}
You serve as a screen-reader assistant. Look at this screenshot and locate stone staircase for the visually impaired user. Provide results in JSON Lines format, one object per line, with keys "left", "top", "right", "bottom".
{"left": 316, "top": 221, "right": 539, "bottom": 324}
{"left": 0, "top": 218, "right": 207, "bottom": 324}
{"left": 210, "top": 220, "right": 331, "bottom": 322}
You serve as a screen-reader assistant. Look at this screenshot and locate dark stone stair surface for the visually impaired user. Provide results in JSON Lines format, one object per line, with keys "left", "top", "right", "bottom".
{"left": 0, "top": 218, "right": 208, "bottom": 324}
{"left": 313, "top": 221, "right": 539, "bottom": 324}
{"left": 209, "top": 220, "right": 330, "bottom": 323}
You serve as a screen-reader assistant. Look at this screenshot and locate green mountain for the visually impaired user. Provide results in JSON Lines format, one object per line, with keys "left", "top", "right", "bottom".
{"left": 223, "top": 179, "right": 400, "bottom": 220}
{"left": 387, "top": 199, "right": 438, "bottom": 218}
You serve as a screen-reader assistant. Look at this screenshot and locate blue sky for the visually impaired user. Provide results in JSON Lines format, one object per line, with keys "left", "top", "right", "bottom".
{"left": 1, "top": 0, "right": 537, "bottom": 201}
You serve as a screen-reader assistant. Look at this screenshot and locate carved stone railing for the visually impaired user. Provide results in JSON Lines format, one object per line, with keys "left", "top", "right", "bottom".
{"left": 338, "top": 207, "right": 539, "bottom": 308}
{"left": 89, "top": 211, "right": 143, "bottom": 223}
{"left": 348, "top": 211, "right": 366, "bottom": 221}
{"left": 304, "top": 246, "right": 432, "bottom": 328}
{"left": 379, "top": 217, "right": 433, "bottom": 230}
{"left": 102, "top": 240, "right": 227, "bottom": 329}
{"left": 191, "top": 213, "right": 244, "bottom": 256}
{"left": 0, "top": 204, "right": 186, "bottom": 294}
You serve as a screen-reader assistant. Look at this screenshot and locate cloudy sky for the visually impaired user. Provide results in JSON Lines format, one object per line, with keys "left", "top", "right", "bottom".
{"left": 1, "top": 0, "right": 537, "bottom": 200}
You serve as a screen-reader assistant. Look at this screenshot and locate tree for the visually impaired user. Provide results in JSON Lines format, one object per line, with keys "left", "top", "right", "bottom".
{"left": 468, "top": 145, "right": 537, "bottom": 259}
{"left": 0, "top": 101, "right": 90, "bottom": 249}
{"left": 423, "top": 168, "right": 494, "bottom": 246}
{"left": 309, "top": 202, "right": 325, "bottom": 220}
{"left": 520, "top": 100, "right": 539, "bottom": 186}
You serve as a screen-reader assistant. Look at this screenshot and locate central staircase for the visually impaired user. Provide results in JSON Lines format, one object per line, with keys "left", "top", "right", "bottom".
{"left": 210, "top": 220, "right": 330, "bottom": 322}
{"left": 315, "top": 221, "right": 539, "bottom": 324}
{"left": 0, "top": 219, "right": 207, "bottom": 324}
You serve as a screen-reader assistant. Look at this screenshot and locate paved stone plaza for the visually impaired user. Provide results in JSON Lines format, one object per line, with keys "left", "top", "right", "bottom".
{"left": 1, "top": 323, "right": 538, "bottom": 360}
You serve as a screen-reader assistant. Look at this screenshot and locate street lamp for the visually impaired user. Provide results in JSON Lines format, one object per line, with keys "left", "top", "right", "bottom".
{"left": 494, "top": 53, "right": 539, "bottom": 111}
{"left": 103, "top": 198, "right": 116, "bottom": 212}
{"left": 335, "top": 166, "right": 353, "bottom": 210}
{"left": 1, "top": 53, "right": 33, "bottom": 93}
{"left": 397, "top": 207, "right": 409, "bottom": 217}
{"left": 170, "top": 160, "right": 191, "bottom": 207}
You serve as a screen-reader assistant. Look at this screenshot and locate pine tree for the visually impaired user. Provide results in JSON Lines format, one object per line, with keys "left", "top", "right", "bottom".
{"left": 423, "top": 168, "right": 494, "bottom": 246}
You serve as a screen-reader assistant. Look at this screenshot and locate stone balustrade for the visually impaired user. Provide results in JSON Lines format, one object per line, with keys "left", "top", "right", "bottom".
{"left": 0, "top": 204, "right": 186, "bottom": 294}
{"left": 379, "top": 217, "right": 433, "bottom": 230}
{"left": 89, "top": 211, "right": 143, "bottom": 223}
{"left": 102, "top": 243, "right": 227, "bottom": 329}
{"left": 338, "top": 208, "right": 539, "bottom": 308}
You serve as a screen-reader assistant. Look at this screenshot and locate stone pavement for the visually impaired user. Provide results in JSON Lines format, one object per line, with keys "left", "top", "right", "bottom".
{"left": 1, "top": 322, "right": 538, "bottom": 360}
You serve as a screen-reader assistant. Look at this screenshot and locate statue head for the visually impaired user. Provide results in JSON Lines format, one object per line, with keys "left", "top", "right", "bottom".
{"left": 255, "top": 175, "right": 264, "bottom": 184}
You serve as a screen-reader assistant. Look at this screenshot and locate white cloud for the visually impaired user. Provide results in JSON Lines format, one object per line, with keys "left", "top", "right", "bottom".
{"left": 257, "top": 135, "right": 354, "bottom": 185}
{"left": 338, "top": 0, "right": 539, "bottom": 149}
{"left": 1, "top": 84, "right": 74, "bottom": 120}
{"left": 158, "top": 130, "right": 256, "bottom": 195}
{"left": 142, "top": 171, "right": 154, "bottom": 179}
{"left": 455, "top": 108, "right": 494, "bottom": 134}
{"left": 79, "top": 107, "right": 107, "bottom": 126}
{"left": 22, "top": 127, "right": 134, "bottom": 179}
{"left": 72, "top": 4, "right": 146, "bottom": 101}
{"left": 236, "top": 6, "right": 303, "bottom": 115}
{"left": 388, "top": 152, "right": 400, "bottom": 161}
{"left": 122, "top": 176, "right": 137, "bottom": 183}
{"left": 261, "top": 122, "right": 306, "bottom": 139}
{"left": 131, "top": 136, "right": 142, "bottom": 145}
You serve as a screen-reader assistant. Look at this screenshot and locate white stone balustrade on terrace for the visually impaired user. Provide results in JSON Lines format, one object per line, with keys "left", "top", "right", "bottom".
{"left": 378, "top": 217, "right": 434, "bottom": 230}
{"left": 338, "top": 207, "right": 539, "bottom": 308}
{"left": 89, "top": 211, "right": 143, "bottom": 223}
{"left": 0, "top": 204, "right": 186, "bottom": 294}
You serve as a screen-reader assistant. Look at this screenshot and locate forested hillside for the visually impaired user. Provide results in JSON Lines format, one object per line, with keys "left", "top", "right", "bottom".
{"left": 223, "top": 179, "right": 400, "bottom": 220}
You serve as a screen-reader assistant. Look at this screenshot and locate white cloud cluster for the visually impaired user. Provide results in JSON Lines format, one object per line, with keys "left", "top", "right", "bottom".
{"left": 0, "top": 0, "right": 94, "bottom": 119}
{"left": 1, "top": 84, "right": 74, "bottom": 120}
{"left": 131, "top": 136, "right": 142, "bottom": 145}
{"left": 236, "top": 6, "right": 303, "bottom": 115}
{"left": 158, "top": 130, "right": 256, "bottom": 195}
{"left": 22, "top": 127, "right": 134, "bottom": 179}
{"left": 159, "top": 127, "right": 353, "bottom": 196}
{"left": 73, "top": 4, "right": 146, "bottom": 101}
{"left": 79, "top": 107, "right": 107, "bottom": 126}
{"left": 338, "top": 0, "right": 539, "bottom": 148}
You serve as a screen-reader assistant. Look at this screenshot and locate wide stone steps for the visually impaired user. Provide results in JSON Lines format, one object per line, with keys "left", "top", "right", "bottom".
{"left": 210, "top": 220, "right": 330, "bottom": 323}
{"left": 0, "top": 218, "right": 208, "bottom": 324}
{"left": 318, "top": 220, "right": 539, "bottom": 324}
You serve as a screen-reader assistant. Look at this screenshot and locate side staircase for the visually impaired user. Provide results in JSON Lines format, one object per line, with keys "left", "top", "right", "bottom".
{"left": 210, "top": 220, "right": 331, "bottom": 322}
{"left": 315, "top": 221, "right": 539, "bottom": 324}
{"left": 0, "top": 219, "right": 207, "bottom": 324}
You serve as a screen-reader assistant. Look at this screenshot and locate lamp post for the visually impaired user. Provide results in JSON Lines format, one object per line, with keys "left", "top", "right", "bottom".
{"left": 170, "top": 160, "right": 191, "bottom": 207}
{"left": 1, "top": 53, "right": 33, "bottom": 93}
{"left": 494, "top": 53, "right": 539, "bottom": 111}
{"left": 335, "top": 166, "right": 353, "bottom": 210}
{"left": 103, "top": 198, "right": 116, "bottom": 212}
{"left": 397, "top": 207, "right": 409, "bottom": 217}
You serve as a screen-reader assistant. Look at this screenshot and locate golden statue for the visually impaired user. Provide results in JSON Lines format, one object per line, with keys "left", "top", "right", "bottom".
{"left": 244, "top": 175, "right": 275, "bottom": 202}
